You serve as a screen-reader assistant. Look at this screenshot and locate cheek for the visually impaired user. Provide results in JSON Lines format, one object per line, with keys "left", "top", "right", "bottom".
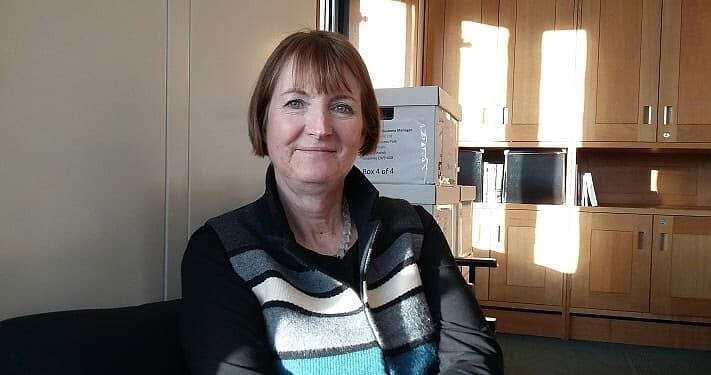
{"left": 264, "top": 118, "right": 287, "bottom": 158}
{"left": 265, "top": 113, "right": 293, "bottom": 145}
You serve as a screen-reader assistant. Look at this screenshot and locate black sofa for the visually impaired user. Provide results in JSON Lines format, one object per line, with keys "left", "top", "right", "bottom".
{"left": 0, "top": 259, "right": 495, "bottom": 374}
{"left": 0, "top": 300, "right": 188, "bottom": 375}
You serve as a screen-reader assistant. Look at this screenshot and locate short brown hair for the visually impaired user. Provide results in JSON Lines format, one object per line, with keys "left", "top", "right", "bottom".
{"left": 248, "top": 30, "right": 380, "bottom": 156}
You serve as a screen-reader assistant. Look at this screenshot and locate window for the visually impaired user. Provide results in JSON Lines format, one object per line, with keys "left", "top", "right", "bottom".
{"left": 321, "top": 0, "right": 422, "bottom": 88}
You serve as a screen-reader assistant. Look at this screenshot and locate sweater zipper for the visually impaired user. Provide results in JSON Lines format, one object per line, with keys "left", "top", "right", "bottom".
{"left": 360, "top": 222, "right": 383, "bottom": 347}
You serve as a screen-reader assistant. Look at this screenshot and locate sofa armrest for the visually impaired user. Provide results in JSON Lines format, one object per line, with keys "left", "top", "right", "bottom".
{"left": 0, "top": 300, "right": 188, "bottom": 375}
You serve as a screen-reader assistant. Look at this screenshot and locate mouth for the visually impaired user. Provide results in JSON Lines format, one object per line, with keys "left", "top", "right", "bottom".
{"left": 297, "top": 147, "right": 337, "bottom": 153}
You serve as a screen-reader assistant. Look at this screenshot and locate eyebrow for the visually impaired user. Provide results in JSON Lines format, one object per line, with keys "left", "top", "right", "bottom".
{"left": 279, "top": 89, "right": 356, "bottom": 102}
{"left": 331, "top": 94, "right": 356, "bottom": 102}
{"left": 280, "top": 88, "right": 309, "bottom": 97}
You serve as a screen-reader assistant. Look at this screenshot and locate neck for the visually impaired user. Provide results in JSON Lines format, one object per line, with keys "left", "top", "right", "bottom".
{"left": 274, "top": 172, "right": 347, "bottom": 255}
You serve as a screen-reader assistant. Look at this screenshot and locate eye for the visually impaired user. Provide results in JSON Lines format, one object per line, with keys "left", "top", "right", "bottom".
{"left": 284, "top": 99, "right": 305, "bottom": 109}
{"left": 332, "top": 103, "right": 354, "bottom": 115}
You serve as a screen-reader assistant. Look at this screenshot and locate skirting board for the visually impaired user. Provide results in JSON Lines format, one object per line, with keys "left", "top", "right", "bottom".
{"left": 570, "top": 315, "right": 711, "bottom": 351}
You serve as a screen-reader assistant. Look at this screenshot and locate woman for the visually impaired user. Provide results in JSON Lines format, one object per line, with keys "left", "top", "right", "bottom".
{"left": 180, "top": 30, "right": 502, "bottom": 375}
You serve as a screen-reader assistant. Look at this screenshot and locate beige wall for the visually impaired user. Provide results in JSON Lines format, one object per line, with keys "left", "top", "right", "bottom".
{"left": 0, "top": 0, "right": 316, "bottom": 320}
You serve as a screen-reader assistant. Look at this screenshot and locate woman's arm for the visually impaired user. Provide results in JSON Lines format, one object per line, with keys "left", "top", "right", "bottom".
{"left": 415, "top": 206, "right": 504, "bottom": 375}
{"left": 179, "top": 225, "right": 274, "bottom": 375}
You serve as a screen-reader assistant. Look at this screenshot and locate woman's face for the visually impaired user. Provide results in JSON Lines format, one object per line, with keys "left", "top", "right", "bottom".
{"left": 266, "top": 61, "right": 364, "bottom": 187}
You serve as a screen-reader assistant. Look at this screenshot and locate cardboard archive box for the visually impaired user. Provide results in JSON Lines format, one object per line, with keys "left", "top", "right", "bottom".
{"left": 457, "top": 186, "right": 477, "bottom": 258}
{"left": 356, "top": 86, "right": 461, "bottom": 185}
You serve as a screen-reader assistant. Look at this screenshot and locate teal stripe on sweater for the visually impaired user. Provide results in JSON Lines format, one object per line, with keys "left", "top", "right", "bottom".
{"left": 385, "top": 341, "right": 438, "bottom": 375}
{"left": 276, "top": 346, "right": 386, "bottom": 375}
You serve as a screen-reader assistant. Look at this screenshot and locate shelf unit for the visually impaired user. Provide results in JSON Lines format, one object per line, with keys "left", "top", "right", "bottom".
{"left": 424, "top": 0, "right": 711, "bottom": 350}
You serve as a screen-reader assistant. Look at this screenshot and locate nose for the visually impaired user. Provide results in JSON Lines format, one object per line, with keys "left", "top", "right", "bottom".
{"left": 304, "top": 105, "right": 333, "bottom": 139}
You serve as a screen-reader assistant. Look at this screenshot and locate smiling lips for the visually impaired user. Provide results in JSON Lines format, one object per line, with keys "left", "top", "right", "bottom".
{"left": 297, "top": 147, "right": 336, "bottom": 153}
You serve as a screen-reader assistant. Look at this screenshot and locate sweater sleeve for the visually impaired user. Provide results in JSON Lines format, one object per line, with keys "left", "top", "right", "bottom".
{"left": 414, "top": 206, "right": 504, "bottom": 375}
{"left": 179, "top": 225, "right": 274, "bottom": 375}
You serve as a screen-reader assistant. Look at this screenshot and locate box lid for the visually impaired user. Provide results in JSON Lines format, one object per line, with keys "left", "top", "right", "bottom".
{"left": 374, "top": 183, "right": 460, "bottom": 205}
{"left": 460, "top": 186, "right": 476, "bottom": 202}
{"left": 375, "top": 86, "right": 462, "bottom": 121}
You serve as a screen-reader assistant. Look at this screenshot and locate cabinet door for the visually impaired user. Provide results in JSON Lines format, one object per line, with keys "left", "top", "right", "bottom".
{"left": 441, "top": 0, "right": 500, "bottom": 144}
{"left": 496, "top": 0, "right": 576, "bottom": 141}
{"left": 651, "top": 215, "right": 711, "bottom": 318}
{"left": 658, "top": 0, "right": 711, "bottom": 143}
{"left": 580, "top": 0, "right": 661, "bottom": 142}
{"left": 571, "top": 213, "right": 653, "bottom": 312}
{"left": 489, "top": 209, "right": 564, "bottom": 306}
{"left": 466, "top": 206, "right": 493, "bottom": 301}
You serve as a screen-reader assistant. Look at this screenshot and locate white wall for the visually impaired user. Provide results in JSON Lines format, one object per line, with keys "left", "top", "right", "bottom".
{"left": 0, "top": 0, "right": 316, "bottom": 320}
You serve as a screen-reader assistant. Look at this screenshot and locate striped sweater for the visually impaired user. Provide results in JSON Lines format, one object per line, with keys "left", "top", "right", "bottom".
{"left": 206, "top": 166, "right": 438, "bottom": 375}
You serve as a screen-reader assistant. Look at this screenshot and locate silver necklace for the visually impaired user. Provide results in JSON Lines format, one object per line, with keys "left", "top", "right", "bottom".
{"left": 335, "top": 199, "right": 352, "bottom": 259}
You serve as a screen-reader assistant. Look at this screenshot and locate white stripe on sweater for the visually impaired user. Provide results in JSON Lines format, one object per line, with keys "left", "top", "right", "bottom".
{"left": 252, "top": 276, "right": 363, "bottom": 315}
{"left": 367, "top": 263, "right": 422, "bottom": 309}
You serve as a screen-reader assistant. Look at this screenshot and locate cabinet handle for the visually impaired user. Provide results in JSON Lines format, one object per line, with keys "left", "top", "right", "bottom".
{"left": 663, "top": 106, "right": 673, "bottom": 125}
{"left": 659, "top": 233, "right": 669, "bottom": 252}
{"left": 502, "top": 107, "right": 509, "bottom": 125}
{"left": 496, "top": 224, "right": 501, "bottom": 243}
{"left": 642, "top": 106, "right": 653, "bottom": 125}
{"left": 637, "top": 231, "right": 645, "bottom": 250}
{"left": 481, "top": 107, "right": 487, "bottom": 125}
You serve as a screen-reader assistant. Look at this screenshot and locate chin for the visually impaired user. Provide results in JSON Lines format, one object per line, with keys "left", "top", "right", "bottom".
{"left": 288, "top": 161, "right": 352, "bottom": 184}
{"left": 293, "top": 169, "right": 343, "bottom": 185}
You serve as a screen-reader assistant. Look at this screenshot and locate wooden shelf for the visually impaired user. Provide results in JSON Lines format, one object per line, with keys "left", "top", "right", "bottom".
{"left": 578, "top": 142, "right": 711, "bottom": 150}
{"left": 468, "top": 203, "right": 711, "bottom": 216}
{"left": 577, "top": 205, "right": 711, "bottom": 217}
{"left": 470, "top": 202, "right": 568, "bottom": 210}
{"left": 459, "top": 141, "right": 570, "bottom": 149}
{"left": 459, "top": 141, "right": 711, "bottom": 150}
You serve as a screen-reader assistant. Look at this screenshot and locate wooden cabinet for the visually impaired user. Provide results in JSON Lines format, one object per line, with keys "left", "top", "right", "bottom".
{"left": 572, "top": 213, "right": 711, "bottom": 319}
{"left": 571, "top": 212, "right": 653, "bottom": 312}
{"left": 658, "top": 0, "right": 711, "bottom": 143}
{"left": 439, "top": 0, "right": 499, "bottom": 144}
{"left": 430, "top": 0, "right": 577, "bottom": 144}
{"left": 651, "top": 215, "right": 711, "bottom": 318}
{"left": 428, "top": 0, "right": 711, "bottom": 145}
{"left": 579, "top": 0, "right": 661, "bottom": 142}
{"left": 423, "top": 0, "right": 711, "bottom": 346}
{"left": 580, "top": 0, "right": 711, "bottom": 144}
{"left": 489, "top": 209, "right": 564, "bottom": 306}
{"left": 497, "top": 0, "right": 576, "bottom": 142}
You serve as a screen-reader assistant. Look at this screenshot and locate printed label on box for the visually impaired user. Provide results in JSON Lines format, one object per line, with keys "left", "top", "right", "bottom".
{"left": 356, "top": 120, "right": 432, "bottom": 184}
